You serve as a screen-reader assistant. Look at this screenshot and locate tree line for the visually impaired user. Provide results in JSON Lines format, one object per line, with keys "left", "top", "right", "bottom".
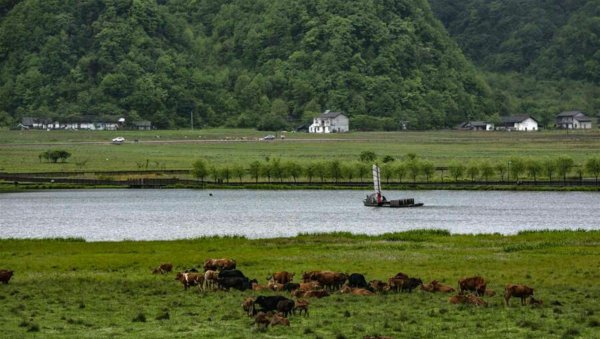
{"left": 191, "top": 153, "right": 600, "bottom": 184}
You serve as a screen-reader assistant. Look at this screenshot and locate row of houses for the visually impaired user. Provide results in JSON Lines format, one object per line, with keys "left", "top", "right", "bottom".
{"left": 460, "top": 111, "right": 598, "bottom": 132}
{"left": 18, "top": 117, "right": 152, "bottom": 131}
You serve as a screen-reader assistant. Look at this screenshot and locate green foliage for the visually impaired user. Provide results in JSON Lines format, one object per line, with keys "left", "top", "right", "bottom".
{"left": 359, "top": 151, "right": 377, "bottom": 163}
{"left": 585, "top": 157, "right": 600, "bottom": 182}
{"left": 0, "top": 0, "right": 495, "bottom": 129}
{"left": 448, "top": 160, "right": 465, "bottom": 181}
{"left": 191, "top": 159, "right": 209, "bottom": 181}
{"left": 39, "top": 149, "right": 71, "bottom": 163}
{"left": 556, "top": 156, "right": 575, "bottom": 182}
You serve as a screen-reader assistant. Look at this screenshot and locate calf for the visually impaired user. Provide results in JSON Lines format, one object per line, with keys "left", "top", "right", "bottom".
{"left": 175, "top": 272, "right": 204, "bottom": 290}
{"left": 270, "top": 271, "right": 295, "bottom": 284}
{"left": 369, "top": 280, "right": 388, "bottom": 292}
{"left": 303, "top": 290, "right": 330, "bottom": 298}
{"left": 294, "top": 299, "right": 309, "bottom": 316}
{"left": 254, "top": 311, "right": 271, "bottom": 329}
{"left": 484, "top": 288, "right": 496, "bottom": 297}
{"left": 347, "top": 273, "right": 369, "bottom": 289}
{"left": 458, "top": 276, "right": 487, "bottom": 296}
{"left": 267, "top": 280, "right": 284, "bottom": 291}
{"left": 152, "top": 263, "right": 173, "bottom": 274}
{"left": 387, "top": 277, "right": 406, "bottom": 292}
{"left": 0, "top": 270, "right": 14, "bottom": 284}
{"left": 448, "top": 294, "right": 487, "bottom": 306}
{"left": 270, "top": 312, "right": 290, "bottom": 327}
{"left": 504, "top": 284, "right": 534, "bottom": 306}
{"left": 204, "top": 270, "right": 219, "bottom": 290}
{"left": 421, "top": 280, "right": 455, "bottom": 293}
{"left": 276, "top": 299, "right": 295, "bottom": 317}
{"left": 241, "top": 297, "right": 255, "bottom": 316}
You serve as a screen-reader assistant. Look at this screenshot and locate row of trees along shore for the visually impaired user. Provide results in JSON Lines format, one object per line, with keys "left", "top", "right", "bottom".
{"left": 191, "top": 154, "right": 600, "bottom": 184}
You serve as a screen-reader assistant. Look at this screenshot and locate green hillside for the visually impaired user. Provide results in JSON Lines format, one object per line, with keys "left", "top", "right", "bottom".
{"left": 0, "top": 0, "right": 495, "bottom": 130}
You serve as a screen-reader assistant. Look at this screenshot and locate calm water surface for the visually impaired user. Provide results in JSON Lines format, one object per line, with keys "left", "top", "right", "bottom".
{"left": 0, "top": 189, "right": 598, "bottom": 241}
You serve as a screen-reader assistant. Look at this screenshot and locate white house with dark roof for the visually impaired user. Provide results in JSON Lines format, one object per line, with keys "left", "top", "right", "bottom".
{"left": 309, "top": 110, "right": 349, "bottom": 133}
{"left": 498, "top": 115, "right": 538, "bottom": 131}
{"left": 556, "top": 111, "right": 592, "bottom": 129}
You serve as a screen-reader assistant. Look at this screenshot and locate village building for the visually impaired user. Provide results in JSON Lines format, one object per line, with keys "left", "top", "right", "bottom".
{"left": 19, "top": 116, "right": 124, "bottom": 130}
{"left": 457, "top": 121, "right": 494, "bottom": 131}
{"left": 498, "top": 115, "right": 538, "bottom": 131}
{"left": 131, "top": 120, "right": 152, "bottom": 130}
{"left": 556, "top": 111, "right": 592, "bottom": 129}
{"left": 308, "top": 110, "right": 349, "bottom": 133}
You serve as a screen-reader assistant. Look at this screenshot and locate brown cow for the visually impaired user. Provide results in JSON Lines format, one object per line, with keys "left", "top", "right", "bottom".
{"left": 448, "top": 295, "right": 469, "bottom": 304}
{"left": 369, "top": 280, "right": 388, "bottom": 292}
{"left": 254, "top": 311, "right": 271, "bottom": 329}
{"left": 203, "top": 258, "right": 236, "bottom": 271}
{"left": 276, "top": 299, "right": 295, "bottom": 317}
{"left": 299, "top": 281, "right": 320, "bottom": 291}
{"left": 270, "top": 271, "right": 295, "bottom": 284}
{"left": 448, "top": 294, "right": 487, "bottom": 306}
{"left": 267, "top": 280, "right": 285, "bottom": 291}
{"left": 270, "top": 312, "right": 290, "bottom": 327}
{"left": 152, "top": 263, "right": 173, "bottom": 274}
{"left": 484, "top": 288, "right": 496, "bottom": 297}
{"left": 294, "top": 299, "right": 309, "bottom": 316}
{"left": 175, "top": 272, "right": 204, "bottom": 290}
{"left": 252, "top": 282, "right": 270, "bottom": 291}
{"left": 387, "top": 277, "right": 405, "bottom": 292}
{"left": 466, "top": 294, "right": 488, "bottom": 306}
{"left": 303, "top": 290, "right": 330, "bottom": 298}
{"left": 458, "top": 276, "right": 486, "bottom": 296}
{"left": 242, "top": 297, "right": 255, "bottom": 316}
{"left": 351, "top": 288, "right": 375, "bottom": 296}
{"left": 504, "top": 284, "right": 534, "bottom": 306}
{"left": 422, "top": 280, "right": 456, "bottom": 293}
{"left": 0, "top": 269, "right": 14, "bottom": 284}
{"left": 204, "top": 270, "right": 219, "bottom": 290}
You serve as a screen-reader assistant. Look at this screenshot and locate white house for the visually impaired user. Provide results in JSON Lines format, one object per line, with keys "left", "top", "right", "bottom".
{"left": 309, "top": 110, "right": 349, "bottom": 133}
{"left": 556, "top": 111, "right": 592, "bottom": 129}
{"left": 499, "top": 115, "right": 538, "bottom": 131}
{"left": 458, "top": 121, "right": 494, "bottom": 131}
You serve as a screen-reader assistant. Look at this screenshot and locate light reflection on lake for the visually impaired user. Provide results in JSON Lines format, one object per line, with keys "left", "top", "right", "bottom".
{"left": 0, "top": 189, "right": 598, "bottom": 241}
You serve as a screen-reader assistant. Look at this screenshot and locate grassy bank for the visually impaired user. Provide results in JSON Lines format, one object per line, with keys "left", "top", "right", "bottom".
{"left": 1, "top": 230, "right": 599, "bottom": 338}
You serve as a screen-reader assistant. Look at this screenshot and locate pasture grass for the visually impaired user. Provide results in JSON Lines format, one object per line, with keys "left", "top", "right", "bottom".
{"left": 1, "top": 129, "right": 600, "bottom": 173}
{"left": 1, "top": 230, "right": 599, "bottom": 337}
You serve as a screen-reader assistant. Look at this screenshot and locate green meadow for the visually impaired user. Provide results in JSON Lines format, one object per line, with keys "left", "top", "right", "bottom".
{"left": 1, "top": 230, "right": 599, "bottom": 338}
{"left": 1, "top": 129, "right": 600, "bottom": 173}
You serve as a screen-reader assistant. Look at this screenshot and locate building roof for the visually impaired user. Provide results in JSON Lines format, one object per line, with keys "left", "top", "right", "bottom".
{"left": 500, "top": 115, "right": 537, "bottom": 124}
{"left": 133, "top": 120, "right": 152, "bottom": 127}
{"left": 319, "top": 110, "right": 345, "bottom": 119}
{"left": 557, "top": 111, "right": 586, "bottom": 118}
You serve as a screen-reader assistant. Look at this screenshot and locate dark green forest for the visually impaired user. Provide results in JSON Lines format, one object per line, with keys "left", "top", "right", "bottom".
{"left": 0, "top": 0, "right": 599, "bottom": 130}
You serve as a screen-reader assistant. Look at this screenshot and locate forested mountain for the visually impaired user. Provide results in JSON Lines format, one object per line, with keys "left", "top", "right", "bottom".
{"left": 0, "top": 0, "right": 495, "bottom": 130}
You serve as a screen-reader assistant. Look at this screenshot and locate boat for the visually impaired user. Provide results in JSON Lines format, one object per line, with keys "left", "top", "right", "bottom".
{"left": 363, "top": 164, "right": 424, "bottom": 208}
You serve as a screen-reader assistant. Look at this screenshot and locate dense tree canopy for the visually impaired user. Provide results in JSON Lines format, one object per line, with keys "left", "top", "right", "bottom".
{"left": 0, "top": 0, "right": 495, "bottom": 129}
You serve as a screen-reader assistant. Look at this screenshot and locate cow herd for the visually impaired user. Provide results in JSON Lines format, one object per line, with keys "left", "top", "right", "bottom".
{"left": 152, "top": 258, "right": 542, "bottom": 330}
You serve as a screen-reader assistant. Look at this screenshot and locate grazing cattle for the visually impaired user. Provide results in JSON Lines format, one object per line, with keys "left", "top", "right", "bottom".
{"left": 203, "top": 258, "right": 236, "bottom": 271}
{"left": 388, "top": 277, "right": 406, "bottom": 292}
{"left": 529, "top": 297, "right": 543, "bottom": 306}
{"left": 303, "top": 290, "right": 330, "bottom": 298}
{"left": 291, "top": 289, "right": 307, "bottom": 298}
{"left": 0, "top": 270, "right": 14, "bottom": 284}
{"left": 448, "top": 295, "right": 469, "bottom": 304}
{"left": 448, "top": 294, "right": 487, "bottom": 306}
{"left": 270, "top": 312, "right": 290, "bottom": 327}
{"left": 283, "top": 282, "right": 300, "bottom": 292}
{"left": 276, "top": 299, "right": 295, "bottom": 317}
{"left": 466, "top": 294, "right": 487, "bottom": 306}
{"left": 204, "top": 270, "right": 219, "bottom": 290}
{"left": 267, "top": 280, "right": 285, "bottom": 291}
{"left": 175, "top": 272, "right": 204, "bottom": 290}
{"left": 152, "top": 263, "right": 173, "bottom": 274}
{"left": 369, "top": 280, "right": 388, "bottom": 292}
{"left": 254, "top": 311, "right": 271, "bottom": 329}
{"left": 242, "top": 297, "right": 255, "bottom": 316}
{"left": 458, "top": 276, "right": 487, "bottom": 296}
{"left": 299, "top": 281, "right": 320, "bottom": 291}
{"left": 270, "top": 271, "right": 295, "bottom": 284}
{"left": 312, "top": 271, "right": 336, "bottom": 290}
{"left": 351, "top": 288, "right": 375, "bottom": 296}
{"left": 333, "top": 272, "right": 348, "bottom": 290}
{"left": 217, "top": 277, "right": 251, "bottom": 291}
{"left": 218, "top": 269, "right": 246, "bottom": 279}
{"left": 294, "top": 299, "right": 309, "bottom": 316}
{"left": 252, "top": 282, "right": 270, "bottom": 291}
{"left": 401, "top": 278, "right": 422, "bottom": 293}
{"left": 347, "top": 273, "right": 369, "bottom": 289}
{"left": 302, "top": 271, "right": 320, "bottom": 282}
{"left": 393, "top": 272, "right": 409, "bottom": 280}
{"left": 254, "top": 296, "right": 292, "bottom": 315}
{"left": 504, "top": 284, "right": 534, "bottom": 306}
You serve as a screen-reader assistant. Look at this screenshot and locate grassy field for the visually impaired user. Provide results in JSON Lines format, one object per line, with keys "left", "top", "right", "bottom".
{"left": 1, "top": 230, "right": 599, "bottom": 338}
{"left": 1, "top": 129, "right": 600, "bottom": 173}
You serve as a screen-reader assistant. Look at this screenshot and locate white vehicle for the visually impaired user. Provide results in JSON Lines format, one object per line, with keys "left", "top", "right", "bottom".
{"left": 260, "top": 135, "right": 276, "bottom": 141}
{"left": 112, "top": 137, "right": 125, "bottom": 144}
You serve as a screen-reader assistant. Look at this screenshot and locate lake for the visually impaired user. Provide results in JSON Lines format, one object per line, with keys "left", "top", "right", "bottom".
{"left": 0, "top": 189, "right": 598, "bottom": 241}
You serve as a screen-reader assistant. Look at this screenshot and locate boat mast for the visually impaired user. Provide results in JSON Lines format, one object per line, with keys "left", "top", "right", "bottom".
{"left": 372, "top": 164, "right": 382, "bottom": 204}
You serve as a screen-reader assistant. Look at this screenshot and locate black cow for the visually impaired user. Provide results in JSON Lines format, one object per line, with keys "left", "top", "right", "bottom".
{"left": 217, "top": 276, "right": 251, "bottom": 291}
{"left": 218, "top": 269, "right": 246, "bottom": 279}
{"left": 402, "top": 278, "right": 423, "bottom": 293}
{"left": 283, "top": 282, "right": 300, "bottom": 292}
{"left": 276, "top": 299, "right": 295, "bottom": 317}
{"left": 347, "top": 273, "right": 369, "bottom": 289}
{"left": 253, "top": 296, "right": 291, "bottom": 315}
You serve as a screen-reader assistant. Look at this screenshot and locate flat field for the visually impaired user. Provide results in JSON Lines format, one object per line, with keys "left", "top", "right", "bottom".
{"left": 1, "top": 129, "right": 599, "bottom": 173}
{"left": 1, "top": 230, "right": 599, "bottom": 338}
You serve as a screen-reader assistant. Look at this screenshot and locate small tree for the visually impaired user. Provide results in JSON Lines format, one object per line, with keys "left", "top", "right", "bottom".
{"left": 466, "top": 161, "right": 480, "bottom": 182}
{"left": 209, "top": 165, "right": 221, "bottom": 183}
{"left": 509, "top": 157, "right": 525, "bottom": 182}
{"left": 585, "top": 157, "right": 600, "bottom": 184}
{"left": 359, "top": 151, "right": 377, "bottom": 163}
{"left": 525, "top": 159, "right": 542, "bottom": 182}
{"left": 406, "top": 159, "right": 421, "bottom": 183}
{"left": 270, "top": 158, "right": 285, "bottom": 182}
{"left": 495, "top": 162, "right": 507, "bottom": 182}
{"left": 448, "top": 161, "right": 465, "bottom": 182}
{"left": 395, "top": 163, "right": 407, "bottom": 183}
{"left": 232, "top": 164, "right": 245, "bottom": 182}
{"left": 382, "top": 155, "right": 395, "bottom": 163}
{"left": 420, "top": 161, "right": 435, "bottom": 183}
{"left": 556, "top": 156, "right": 574, "bottom": 183}
{"left": 356, "top": 163, "right": 370, "bottom": 183}
{"left": 341, "top": 163, "right": 356, "bottom": 182}
{"left": 220, "top": 166, "right": 231, "bottom": 183}
{"left": 542, "top": 158, "right": 557, "bottom": 181}
{"left": 248, "top": 161, "right": 262, "bottom": 183}
{"left": 328, "top": 160, "right": 342, "bottom": 183}
{"left": 305, "top": 163, "right": 317, "bottom": 183}
{"left": 285, "top": 161, "right": 303, "bottom": 183}
{"left": 313, "top": 162, "right": 327, "bottom": 182}
{"left": 479, "top": 161, "right": 494, "bottom": 182}
{"left": 191, "top": 159, "right": 209, "bottom": 182}
{"left": 381, "top": 163, "right": 394, "bottom": 184}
